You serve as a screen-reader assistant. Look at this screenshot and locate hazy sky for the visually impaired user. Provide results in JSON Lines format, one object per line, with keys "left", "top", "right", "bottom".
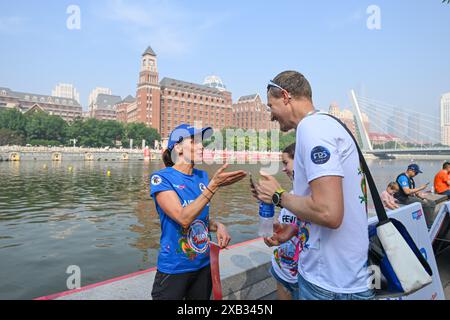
{"left": 1, "top": 0, "right": 449, "bottom": 121}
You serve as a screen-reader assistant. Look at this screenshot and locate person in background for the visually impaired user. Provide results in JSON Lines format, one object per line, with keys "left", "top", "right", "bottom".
{"left": 433, "top": 162, "right": 450, "bottom": 198}
{"left": 264, "top": 143, "right": 301, "bottom": 300}
{"left": 380, "top": 182, "right": 400, "bottom": 210}
{"left": 150, "top": 124, "right": 247, "bottom": 300}
{"left": 394, "top": 164, "right": 435, "bottom": 225}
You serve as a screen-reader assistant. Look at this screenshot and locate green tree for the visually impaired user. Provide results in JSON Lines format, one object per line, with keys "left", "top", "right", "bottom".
{"left": 0, "top": 128, "right": 25, "bottom": 145}
{"left": 97, "top": 120, "right": 124, "bottom": 147}
{"left": 0, "top": 108, "right": 27, "bottom": 136}
{"left": 25, "top": 111, "right": 68, "bottom": 144}
{"left": 123, "top": 123, "right": 161, "bottom": 148}
{"left": 279, "top": 131, "right": 296, "bottom": 151}
{"left": 66, "top": 117, "right": 85, "bottom": 145}
{"left": 76, "top": 118, "right": 99, "bottom": 147}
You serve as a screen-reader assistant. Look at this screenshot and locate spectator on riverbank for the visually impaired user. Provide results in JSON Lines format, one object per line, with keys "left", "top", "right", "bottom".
{"left": 380, "top": 182, "right": 400, "bottom": 210}
{"left": 263, "top": 143, "right": 301, "bottom": 300}
{"left": 394, "top": 164, "right": 435, "bottom": 222}
{"left": 150, "top": 124, "right": 247, "bottom": 300}
{"left": 434, "top": 162, "right": 450, "bottom": 198}
{"left": 252, "top": 71, "right": 374, "bottom": 300}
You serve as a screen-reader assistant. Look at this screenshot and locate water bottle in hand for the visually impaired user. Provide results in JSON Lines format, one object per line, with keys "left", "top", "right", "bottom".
{"left": 258, "top": 202, "right": 275, "bottom": 237}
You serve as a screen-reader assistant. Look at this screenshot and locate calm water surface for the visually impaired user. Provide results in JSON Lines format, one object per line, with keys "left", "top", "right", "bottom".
{"left": 0, "top": 159, "right": 444, "bottom": 299}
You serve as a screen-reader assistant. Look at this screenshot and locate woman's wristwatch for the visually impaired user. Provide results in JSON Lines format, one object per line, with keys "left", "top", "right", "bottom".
{"left": 272, "top": 188, "right": 286, "bottom": 208}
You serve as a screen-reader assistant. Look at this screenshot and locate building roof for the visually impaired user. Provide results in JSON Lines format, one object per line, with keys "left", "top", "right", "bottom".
{"left": 0, "top": 86, "right": 81, "bottom": 107}
{"left": 238, "top": 94, "right": 259, "bottom": 102}
{"left": 203, "top": 75, "right": 227, "bottom": 91}
{"left": 95, "top": 94, "right": 122, "bottom": 110}
{"left": 122, "top": 95, "right": 136, "bottom": 103}
{"left": 142, "top": 46, "right": 156, "bottom": 57}
{"left": 160, "top": 77, "right": 227, "bottom": 99}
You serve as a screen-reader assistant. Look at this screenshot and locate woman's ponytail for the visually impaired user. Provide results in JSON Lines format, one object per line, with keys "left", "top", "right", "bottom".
{"left": 162, "top": 149, "right": 175, "bottom": 167}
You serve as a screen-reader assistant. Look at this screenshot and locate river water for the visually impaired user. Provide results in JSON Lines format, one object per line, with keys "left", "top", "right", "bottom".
{"left": 0, "top": 158, "right": 445, "bottom": 299}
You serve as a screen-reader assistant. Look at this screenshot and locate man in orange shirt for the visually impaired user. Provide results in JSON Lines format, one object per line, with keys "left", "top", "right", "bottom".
{"left": 434, "top": 162, "right": 450, "bottom": 197}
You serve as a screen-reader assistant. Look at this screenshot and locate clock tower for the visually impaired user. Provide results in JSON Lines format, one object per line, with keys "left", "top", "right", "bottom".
{"left": 136, "top": 46, "right": 161, "bottom": 133}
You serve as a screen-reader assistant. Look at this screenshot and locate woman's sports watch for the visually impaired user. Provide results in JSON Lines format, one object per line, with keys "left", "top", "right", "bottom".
{"left": 272, "top": 188, "right": 286, "bottom": 208}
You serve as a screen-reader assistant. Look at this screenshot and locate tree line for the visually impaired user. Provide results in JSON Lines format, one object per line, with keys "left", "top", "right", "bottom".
{"left": 0, "top": 108, "right": 297, "bottom": 151}
{"left": 203, "top": 127, "right": 296, "bottom": 152}
{"left": 0, "top": 108, "right": 161, "bottom": 148}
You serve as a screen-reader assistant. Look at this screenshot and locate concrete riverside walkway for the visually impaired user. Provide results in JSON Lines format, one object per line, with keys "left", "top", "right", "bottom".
{"left": 36, "top": 237, "right": 450, "bottom": 300}
{"left": 38, "top": 238, "right": 277, "bottom": 300}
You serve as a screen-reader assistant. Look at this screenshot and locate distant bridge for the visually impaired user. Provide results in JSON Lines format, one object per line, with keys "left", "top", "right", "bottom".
{"left": 349, "top": 90, "right": 449, "bottom": 158}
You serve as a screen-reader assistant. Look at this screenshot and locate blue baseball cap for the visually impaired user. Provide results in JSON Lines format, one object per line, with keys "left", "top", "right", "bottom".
{"left": 167, "top": 124, "right": 213, "bottom": 151}
{"left": 407, "top": 164, "right": 423, "bottom": 174}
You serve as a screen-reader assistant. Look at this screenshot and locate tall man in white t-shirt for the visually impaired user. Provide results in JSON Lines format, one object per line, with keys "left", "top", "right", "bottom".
{"left": 253, "top": 71, "right": 374, "bottom": 300}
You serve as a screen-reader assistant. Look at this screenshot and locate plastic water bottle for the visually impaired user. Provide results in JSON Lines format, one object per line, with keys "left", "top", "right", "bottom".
{"left": 258, "top": 202, "right": 275, "bottom": 237}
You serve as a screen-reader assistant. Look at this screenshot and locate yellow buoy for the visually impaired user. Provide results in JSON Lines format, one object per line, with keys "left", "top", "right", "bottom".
{"left": 107, "top": 170, "right": 111, "bottom": 177}
{"left": 9, "top": 153, "right": 20, "bottom": 161}
{"left": 52, "top": 152, "right": 62, "bottom": 162}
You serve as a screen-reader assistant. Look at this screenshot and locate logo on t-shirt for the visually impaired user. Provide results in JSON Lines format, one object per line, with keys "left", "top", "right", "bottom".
{"left": 199, "top": 183, "right": 207, "bottom": 192}
{"left": 151, "top": 175, "right": 162, "bottom": 186}
{"left": 187, "top": 220, "right": 209, "bottom": 254}
{"left": 310, "top": 146, "right": 331, "bottom": 165}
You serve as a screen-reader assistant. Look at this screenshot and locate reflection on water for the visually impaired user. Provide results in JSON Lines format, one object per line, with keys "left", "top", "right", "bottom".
{"left": 0, "top": 158, "right": 443, "bottom": 299}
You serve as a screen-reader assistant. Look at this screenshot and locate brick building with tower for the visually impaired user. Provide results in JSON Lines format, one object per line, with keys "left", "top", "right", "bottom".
{"left": 116, "top": 46, "right": 276, "bottom": 140}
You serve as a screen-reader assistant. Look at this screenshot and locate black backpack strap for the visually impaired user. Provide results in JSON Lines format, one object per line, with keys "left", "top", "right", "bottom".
{"left": 320, "top": 113, "right": 389, "bottom": 223}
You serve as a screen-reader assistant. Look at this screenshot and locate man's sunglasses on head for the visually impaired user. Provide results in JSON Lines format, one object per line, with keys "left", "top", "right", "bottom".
{"left": 267, "top": 80, "right": 292, "bottom": 99}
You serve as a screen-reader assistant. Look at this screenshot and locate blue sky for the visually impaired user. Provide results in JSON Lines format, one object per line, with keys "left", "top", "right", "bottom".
{"left": 0, "top": 0, "right": 449, "bottom": 119}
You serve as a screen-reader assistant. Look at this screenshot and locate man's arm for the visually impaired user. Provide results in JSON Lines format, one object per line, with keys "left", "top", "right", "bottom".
{"left": 402, "top": 184, "right": 427, "bottom": 196}
{"left": 280, "top": 176, "right": 344, "bottom": 229}
{"left": 255, "top": 174, "right": 344, "bottom": 229}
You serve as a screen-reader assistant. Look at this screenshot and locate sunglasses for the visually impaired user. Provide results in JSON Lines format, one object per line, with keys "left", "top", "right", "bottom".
{"left": 267, "top": 80, "right": 292, "bottom": 99}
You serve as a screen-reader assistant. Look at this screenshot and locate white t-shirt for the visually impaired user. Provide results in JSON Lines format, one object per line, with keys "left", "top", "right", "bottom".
{"left": 294, "top": 112, "right": 370, "bottom": 294}
{"left": 271, "top": 204, "right": 301, "bottom": 284}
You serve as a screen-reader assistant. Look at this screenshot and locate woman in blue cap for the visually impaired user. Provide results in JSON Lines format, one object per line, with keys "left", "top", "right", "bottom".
{"left": 150, "top": 124, "right": 247, "bottom": 300}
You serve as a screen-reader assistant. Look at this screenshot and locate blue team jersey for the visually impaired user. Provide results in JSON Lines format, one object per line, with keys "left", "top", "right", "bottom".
{"left": 397, "top": 175, "right": 410, "bottom": 188}
{"left": 150, "top": 167, "right": 211, "bottom": 274}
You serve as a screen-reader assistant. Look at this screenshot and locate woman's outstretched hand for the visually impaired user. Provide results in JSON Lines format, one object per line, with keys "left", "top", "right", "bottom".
{"left": 209, "top": 164, "right": 247, "bottom": 190}
{"left": 216, "top": 222, "right": 231, "bottom": 249}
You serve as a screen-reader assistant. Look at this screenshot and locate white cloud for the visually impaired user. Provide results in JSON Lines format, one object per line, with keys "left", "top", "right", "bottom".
{"left": 95, "top": 0, "right": 229, "bottom": 56}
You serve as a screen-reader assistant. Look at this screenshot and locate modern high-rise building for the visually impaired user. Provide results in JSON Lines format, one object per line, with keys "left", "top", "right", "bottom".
{"left": 52, "top": 83, "right": 80, "bottom": 104}
{"left": 440, "top": 92, "right": 450, "bottom": 146}
{"left": 88, "top": 87, "right": 112, "bottom": 107}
